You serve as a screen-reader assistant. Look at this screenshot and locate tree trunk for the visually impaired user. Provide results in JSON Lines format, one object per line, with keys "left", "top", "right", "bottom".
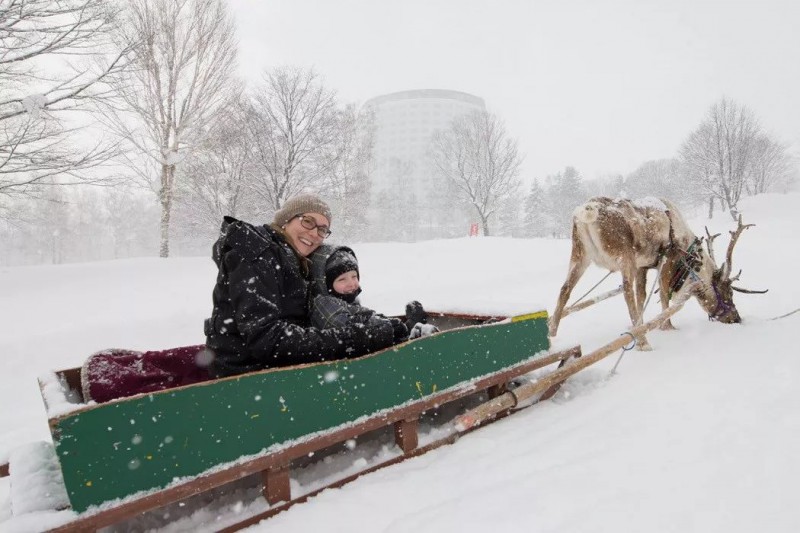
{"left": 707, "top": 196, "right": 714, "bottom": 219}
{"left": 159, "top": 164, "right": 174, "bottom": 258}
{"left": 721, "top": 183, "right": 736, "bottom": 220}
{"left": 480, "top": 214, "right": 490, "bottom": 236}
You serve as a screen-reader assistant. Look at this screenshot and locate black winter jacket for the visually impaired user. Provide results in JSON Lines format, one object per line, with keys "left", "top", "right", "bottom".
{"left": 308, "top": 244, "right": 409, "bottom": 343}
{"left": 204, "top": 218, "right": 395, "bottom": 377}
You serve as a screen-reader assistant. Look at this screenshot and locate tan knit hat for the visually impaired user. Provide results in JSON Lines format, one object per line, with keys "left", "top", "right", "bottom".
{"left": 273, "top": 193, "right": 332, "bottom": 227}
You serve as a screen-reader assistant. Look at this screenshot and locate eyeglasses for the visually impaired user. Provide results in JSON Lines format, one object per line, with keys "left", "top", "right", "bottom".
{"left": 294, "top": 214, "right": 332, "bottom": 239}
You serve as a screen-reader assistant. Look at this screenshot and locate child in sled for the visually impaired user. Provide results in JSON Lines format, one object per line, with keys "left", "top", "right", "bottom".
{"left": 309, "top": 245, "right": 438, "bottom": 342}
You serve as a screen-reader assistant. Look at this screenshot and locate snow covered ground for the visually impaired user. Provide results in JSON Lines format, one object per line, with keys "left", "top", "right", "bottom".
{"left": 1, "top": 193, "right": 798, "bottom": 532}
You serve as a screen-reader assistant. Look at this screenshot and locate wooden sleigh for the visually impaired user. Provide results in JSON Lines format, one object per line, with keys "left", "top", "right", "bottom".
{"left": 2, "top": 309, "right": 582, "bottom": 532}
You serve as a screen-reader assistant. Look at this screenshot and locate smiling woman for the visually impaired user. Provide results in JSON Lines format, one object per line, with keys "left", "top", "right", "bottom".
{"left": 204, "top": 193, "right": 398, "bottom": 377}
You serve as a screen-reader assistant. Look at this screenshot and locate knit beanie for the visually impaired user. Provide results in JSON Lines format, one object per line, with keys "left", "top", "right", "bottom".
{"left": 273, "top": 193, "right": 333, "bottom": 227}
{"left": 325, "top": 249, "right": 359, "bottom": 294}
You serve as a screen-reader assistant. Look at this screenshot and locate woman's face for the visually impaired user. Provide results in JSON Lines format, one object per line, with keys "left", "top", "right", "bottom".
{"left": 283, "top": 212, "right": 330, "bottom": 256}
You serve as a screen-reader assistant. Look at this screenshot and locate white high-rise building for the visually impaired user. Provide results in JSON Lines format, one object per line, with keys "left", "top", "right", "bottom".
{"left": 365, "top": 89, "right": 485, "bottom": 196}
{"left": 364, "top": 89, "right": 485, "bottom": 239}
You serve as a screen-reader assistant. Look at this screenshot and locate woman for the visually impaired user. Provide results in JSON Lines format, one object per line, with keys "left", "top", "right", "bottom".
{"left": 204, "top": 193, "right": 396, "bottom": 378}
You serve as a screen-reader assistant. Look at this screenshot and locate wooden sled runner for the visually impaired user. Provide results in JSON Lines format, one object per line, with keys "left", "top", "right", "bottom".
{"left": 6, "top": 310, "right": 581, "bottom": 532}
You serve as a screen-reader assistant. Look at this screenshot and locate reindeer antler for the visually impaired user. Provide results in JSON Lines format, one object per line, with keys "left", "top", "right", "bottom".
{"left": 717, "top": 215, "right": 768, "bottom": 294}
{"left": 721, "top": 215, "right": 754, "bottom": 280}
{"left": 704, "top": 226, "right": 721, "bottom": 265}
{"left": 732, "top": 286, "right": 769, "bottom": 294}
{"left": 728, "top": 269, "right": 768, "bottom": 293}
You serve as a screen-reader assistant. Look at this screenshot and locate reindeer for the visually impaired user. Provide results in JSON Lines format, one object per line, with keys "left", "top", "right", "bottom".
{"left": 548, "top": 197, "right": 765, "bottom": 350}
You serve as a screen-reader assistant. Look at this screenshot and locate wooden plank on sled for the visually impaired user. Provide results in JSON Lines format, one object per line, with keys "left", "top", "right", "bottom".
{"left": 456, "top": 282, "right": 699, "bottom": 431}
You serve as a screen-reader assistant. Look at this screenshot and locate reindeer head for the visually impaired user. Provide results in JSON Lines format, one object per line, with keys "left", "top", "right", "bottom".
{"left": 692, "top": 216, "right": 767, "bottom": 323}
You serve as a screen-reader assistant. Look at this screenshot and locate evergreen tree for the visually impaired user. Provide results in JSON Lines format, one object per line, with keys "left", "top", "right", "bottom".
{"left": 522, "top": 179, "right": 549, "bottom": 237}
{"left": 545, "top": 166, "right": 586, "bottom": 238}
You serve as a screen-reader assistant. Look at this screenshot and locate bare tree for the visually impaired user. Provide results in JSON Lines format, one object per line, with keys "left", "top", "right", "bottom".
{"left": 746, "top": 134, "right": 794, "bottom": 195}
{"left": 429, "top": 110, "right": 522, "bottom": 236}
{"left": 173, "top": 95, "right": 258, "bottom": 238}
{"left": 246, "top": 66, "right": 339, "bottom": 212}
{"left": 680, "top": 98, "right": 761, "bottom": 219}
{"left": 322, "top": 103, "right": 374, "bottom": 241}
{"left": 0, "top": 0, "right": 127, "bottom": 210}
{"left": 623, "top": 158, "right": 693, "bottom": 206}
{"left": 101, "top": 0, "right": 239, "bottom": 257}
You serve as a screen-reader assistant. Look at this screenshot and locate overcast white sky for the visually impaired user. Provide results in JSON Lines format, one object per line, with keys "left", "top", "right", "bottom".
{"left": 228, "top": 0, "right": 800, "bottom": 182}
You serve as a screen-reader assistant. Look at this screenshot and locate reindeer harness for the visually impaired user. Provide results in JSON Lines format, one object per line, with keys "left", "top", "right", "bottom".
{"left": 663, "top": 210, "right": 737, "bottom": 321}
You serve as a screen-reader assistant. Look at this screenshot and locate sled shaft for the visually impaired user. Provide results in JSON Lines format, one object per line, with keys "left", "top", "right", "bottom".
{"left": 562, "top": 286, "right": 623, "bottom": 317}
{"left": 457, "top": 283, "right": 698, "bottom": 430}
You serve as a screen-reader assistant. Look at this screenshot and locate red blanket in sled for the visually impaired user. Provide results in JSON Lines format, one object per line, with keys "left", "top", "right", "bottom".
{"left": 81, "top": 345, "right": 212, "bottom": 403}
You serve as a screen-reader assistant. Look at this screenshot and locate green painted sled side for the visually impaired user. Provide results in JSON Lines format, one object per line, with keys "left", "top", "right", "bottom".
{"left": 53, "top": 312, "right": 549, "bottom": 512}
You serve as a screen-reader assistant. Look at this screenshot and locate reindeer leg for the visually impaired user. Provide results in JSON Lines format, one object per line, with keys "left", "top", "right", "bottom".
{"left": 621, "top": 262, "right": 652, "bottom": 351}
{"left": 635, "top": 267, "right": 648, "bottom": 321}
{"left": 658, "top": 258, "right": 677, "bottom": 331}
{"left": 549, "top": 255, "right": 590, "bottom": 337}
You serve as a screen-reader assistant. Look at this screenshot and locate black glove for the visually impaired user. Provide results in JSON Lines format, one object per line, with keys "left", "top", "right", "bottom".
{"left": 344, "top": 322, "right": 395, "bottom": 357}
{"left": 389, "top": 317, "right": 409, "bottom": 343}
{"left": 405, "top": 300, "right": 428, "bottom": 331}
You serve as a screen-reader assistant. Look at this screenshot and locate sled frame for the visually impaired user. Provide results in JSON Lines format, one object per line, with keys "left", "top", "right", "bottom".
{"left": 47, "top": 345, "right": 580, "bottom": 532}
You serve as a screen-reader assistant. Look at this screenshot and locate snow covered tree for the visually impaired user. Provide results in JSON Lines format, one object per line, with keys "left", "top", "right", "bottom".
{"left": 623, "top": 159, "right": 691, "bottom": 205}
{"left": 584, "top": 173, "right": 624, "bottom": 198}
{"left": 100, "top": 0, "right": 239, "bottom": 257}
{"left": 680, "top": 98, "right": 778, "bottom": 219}
{"left": 746, "top": 134, "right": 795, "bottom": 195}
{"left": 429, "top": 110, "right": 522, "bottom": 236}
{"left": 522, "top": 179, "right": 549, "bottom": 237}
{"left": 545, "top": 166, "right": 586, "bottom": 238}
{"left": 246, "top": 66, "right": 339, "bottom": 213}
{"left": 495, "top": 194, "right": 523, "bottom": 237}
{"left": 0, "top": 0, "right": 127, "bottom": 212}
{"left": 172, "top": 95, "right": 259, "bottom": 243}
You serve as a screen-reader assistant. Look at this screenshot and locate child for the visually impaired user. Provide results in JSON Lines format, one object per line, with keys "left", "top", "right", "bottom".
{"left": 309, "top": 246, "right": 436, "bottom": 343}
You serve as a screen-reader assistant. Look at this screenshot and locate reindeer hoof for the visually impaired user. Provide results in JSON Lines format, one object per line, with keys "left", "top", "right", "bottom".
{"left": 636, "top": 339, "right": 653, "bottom": 351}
